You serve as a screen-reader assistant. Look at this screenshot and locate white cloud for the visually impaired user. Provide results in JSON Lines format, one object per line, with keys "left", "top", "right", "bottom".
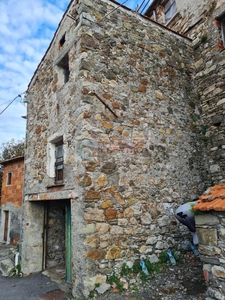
{"left": 0, "top": 0, "right": 71, "bottom": 145}
{"left": 0, "top": 0, "right": 147, "bottom": 146}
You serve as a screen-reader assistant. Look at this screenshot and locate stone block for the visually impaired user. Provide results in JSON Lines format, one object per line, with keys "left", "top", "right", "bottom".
{"left": 106, "top": 246, "right": 121, "bottom": 259}
{"left": 200, "top": 255, "right": 220, "bottom": 265}
{"left": 198, "top": 228, "right": 217, "bottom": 246}
{"left": 0, "top": 258, "right": 14, "bottom": 277}
{"left": 83, "top": 223, "right": 95, "bottom": 234}
{"left": 96, "top": 283, "right": 111, "bottom": 294}
{"left": 207, "top": 287, "right": 225, "bottom": 300}
{"left": 212, "top": 266, "right": 225, "bottom": 279}
{"left": 196, "top": 214, "right": 219, "bottom": 226}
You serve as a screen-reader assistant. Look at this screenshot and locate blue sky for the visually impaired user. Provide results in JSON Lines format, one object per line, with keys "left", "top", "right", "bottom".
{"left": 0, "top": 0, "right": 148, "bottom": 145}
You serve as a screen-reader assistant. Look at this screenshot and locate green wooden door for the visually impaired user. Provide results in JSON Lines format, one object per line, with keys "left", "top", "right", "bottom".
{"left": 65, "top": 202, "right": 72, "bottom": 283}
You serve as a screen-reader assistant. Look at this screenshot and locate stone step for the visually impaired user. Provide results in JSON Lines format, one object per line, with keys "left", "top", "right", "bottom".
{"left": 0, "top": 243, "right": 16, "bottom": 262}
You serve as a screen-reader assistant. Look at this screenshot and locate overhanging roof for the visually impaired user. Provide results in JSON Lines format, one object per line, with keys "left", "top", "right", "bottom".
{"left": 0, "top": 156, "right": 24, "bottom": 165}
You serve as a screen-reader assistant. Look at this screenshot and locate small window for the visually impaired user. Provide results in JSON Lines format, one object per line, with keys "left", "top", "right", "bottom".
{"left": 216, "top": 12, "right": 225, "bottom": 48}
{"left": 164, "top": 0, "right": 177, "bottom": 23}
{"left": 7, "top": 172, "right": 12, "bottom": 185}
{"left": 57, "top": 53, "right": 70, "bottom": 84}
{"left": 58, "top": 34, "right": 66, "bottom": 49}
{"left": 221, "top": 20, "right": 225, "bottom": 45}
{"left": 55, "top": 140, "right": 64, "bottom": 183}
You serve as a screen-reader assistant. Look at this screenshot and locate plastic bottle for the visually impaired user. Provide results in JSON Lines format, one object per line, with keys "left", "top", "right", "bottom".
{"left": 188, "top": 241, "right": 199, "bottom": 256}
{"left": 140, "top": 258, "right": 149, "bottom": 275}
{"left": 167, "top": 249, "right": 176, "bottom": 265}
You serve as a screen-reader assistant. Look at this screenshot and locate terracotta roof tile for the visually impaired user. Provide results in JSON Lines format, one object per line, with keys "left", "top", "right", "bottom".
{"left": 193, "top": 184, "right": 225, "bottom": 211}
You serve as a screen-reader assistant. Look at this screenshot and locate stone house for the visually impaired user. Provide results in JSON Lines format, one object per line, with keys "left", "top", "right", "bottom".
{"left": 145, "top": 1, "right": 225, "bottom": 299}
{"left": 21, "top": 0, "right": 224, "bottom": 298}
{"left": 0, "top": 156, "right": 24, "bottom": 245}
{"left": 145, "top": 0, "right": 225, "bottom": 185}
{"left": 194, "top": 184, "right": 225, "bottom": 300}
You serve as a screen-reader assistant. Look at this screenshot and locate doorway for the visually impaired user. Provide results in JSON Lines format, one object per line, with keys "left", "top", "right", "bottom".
{"left": 43, "top": 200, "right": 71, "bottom": 283}
{"left": 3, "top": 211, "right": 9, "bottom": 242}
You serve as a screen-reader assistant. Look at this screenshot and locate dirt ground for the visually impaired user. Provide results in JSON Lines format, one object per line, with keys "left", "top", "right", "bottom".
{"left": 0, "top": 243, "right": 208, "bottom": 300}
{"left": 94, "top": 250, "right": 207, "bottom": 300}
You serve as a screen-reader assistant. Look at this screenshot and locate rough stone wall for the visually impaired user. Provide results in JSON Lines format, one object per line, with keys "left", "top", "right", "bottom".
{"left": 23, "top": 0, "right": 209, "bottom": 297}
{"left": 0, "top": 158, "right": 24, "bottom": 244}
{"left": 148, "top": 0, "right": 225, "bottom": 185}
{"left": 46, "top": 201, "right": 66, "bottom": 268}
{"left": 196, "top": 212, "right": 225, "bottom": 300}
{"left": 189, "top": 2, "right": 225, "bottom": 186}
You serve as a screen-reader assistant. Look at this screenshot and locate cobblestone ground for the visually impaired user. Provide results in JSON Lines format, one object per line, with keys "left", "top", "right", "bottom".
{"left": 91, "top": 251, "right": 207, "bottom": 300}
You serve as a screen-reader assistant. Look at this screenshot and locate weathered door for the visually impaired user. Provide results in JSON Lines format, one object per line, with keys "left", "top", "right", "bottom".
{"left": 65, "top": 202, "right": 72, "bottom": 283}
{"left": 3, "top": 211, "right": 9, "bottom": 242}
{"left": 44, "top": 200, "right": 71, "bottom": 283}
{"left": 46, "top": 201, "right": 66, "bottom": 269}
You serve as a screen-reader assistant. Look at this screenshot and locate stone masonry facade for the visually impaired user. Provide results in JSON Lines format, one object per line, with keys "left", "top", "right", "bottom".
{"left": 196, "top": 213, "right": 225, "bottom": 300}
{"left": 146, "top": 0, "right": 225, "bottom": 185}
{"left": 21, "top": 0, "right": 224, "bottom": 298}
{"left": 146, "top": 1, "right": 225, "bottom": 298}
{"left": 169, "top": 0, "right": 225, "bottom": 187}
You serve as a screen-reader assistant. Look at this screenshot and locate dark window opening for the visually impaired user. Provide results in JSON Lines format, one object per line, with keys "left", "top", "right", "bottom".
{"left": 57, "top": 53, "right": 70, "bottom": 84}
{"left": 64, "top": 64, "right": 70, "bottom": 83}
{"left": 58, "top": 34, "right": 66, "bottom": 50}
{"left": 56, "top": 104, "right": 59, "bottom": 116}
{"left": 7, "top": 172, "right": 12, "bottom": 185}
{"left": 55, "top": 140, "right": 64, "bottom": 183}
{"left": 164, "top": 0, "right": 177, "bottom": 23}
{"left": 215, "top": 12, "right": 225, "bottom": 48}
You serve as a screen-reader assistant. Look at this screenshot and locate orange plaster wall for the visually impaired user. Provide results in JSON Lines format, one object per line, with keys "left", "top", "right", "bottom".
{"left": 1, "top": 159, "right": 24, "bottom": 207}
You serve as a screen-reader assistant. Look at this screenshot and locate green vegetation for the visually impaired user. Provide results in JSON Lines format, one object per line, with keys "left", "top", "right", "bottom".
{"left": 72, "top": 251, "right": 181, "bottom": 299}
{"left": 193, "top": 33, "right": 208, "bottom": 50}
{"left": 189, "top": 203, "right": 204, "bottom": 215}
{"left": 0, "top": 138, "right": 25, "bottom": 161}
{"left": 0, "top": 138, "right": 25, "bottom": 194}
{"left": 106, "top": 252, "right": 179, "bottom": 293}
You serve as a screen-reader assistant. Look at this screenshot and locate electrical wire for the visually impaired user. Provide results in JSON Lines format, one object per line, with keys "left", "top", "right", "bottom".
{"left": 0, "top": 92, "right": 26, "bottom": 116}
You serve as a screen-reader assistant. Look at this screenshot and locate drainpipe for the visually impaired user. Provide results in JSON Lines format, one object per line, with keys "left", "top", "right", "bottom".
{"left": 42, "top": 202, "right": 47, "bottom": 270}
{"left": 15, "top": 252, "right": 20, "bottom": 267}
{"left": 15, "top": 252, "right": 22, "bottom": 276}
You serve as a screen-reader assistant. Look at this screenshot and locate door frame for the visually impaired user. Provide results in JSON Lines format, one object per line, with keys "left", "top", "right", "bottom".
{"left": 65, "top": 202, "right": 72, "bottom": 283}
{"left": 3, "top": 210, "right": 9, "bottom": 242}
{"left": 42, "top": 200, "right": 72, "bottom": 283}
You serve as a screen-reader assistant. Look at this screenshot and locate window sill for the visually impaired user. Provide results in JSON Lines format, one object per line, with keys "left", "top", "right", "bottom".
{"left": 46, "top": 182, "right": 65, "bottom": 189}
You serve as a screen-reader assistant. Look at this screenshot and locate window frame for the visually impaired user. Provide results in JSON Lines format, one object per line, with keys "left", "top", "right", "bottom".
{"left": 57, "top": 52, "right": 70, "bottom": 84}
{"left": 221, "top": 20, "right": 225, "bottom": 45}
{"left": 7, "top": 172, "right": 12, "bottom": 185}
{"left": 216, "top": 12, "right": 225, "bottom": 47}
{"left": 164, "top": 0, "right": 177, "bottom": 23}
{"left": 55, "top": 140, "right": 64, "bottom": 183}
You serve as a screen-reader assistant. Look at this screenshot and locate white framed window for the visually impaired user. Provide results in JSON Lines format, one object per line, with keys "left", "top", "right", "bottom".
{"left": 47, "top": 135, "right": 64, "bottom": 184}
{"left": 55, "top": 140, "right": 64, "bottom": 183}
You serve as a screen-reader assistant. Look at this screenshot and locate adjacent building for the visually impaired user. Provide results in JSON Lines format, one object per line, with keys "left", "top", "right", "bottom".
{"left": 21, "top": 0, "right": 225, "bottom": 298}
{"left": 145, "top": 0, "right": 225, "bottom": 185}
{"left": 0, "top": 156, "right": 24, "bottom": 245}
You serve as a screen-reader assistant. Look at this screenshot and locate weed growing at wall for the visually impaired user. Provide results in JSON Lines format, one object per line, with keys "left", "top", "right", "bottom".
{"left": 87, "top": 252, "right": 180, "bottom": 298}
